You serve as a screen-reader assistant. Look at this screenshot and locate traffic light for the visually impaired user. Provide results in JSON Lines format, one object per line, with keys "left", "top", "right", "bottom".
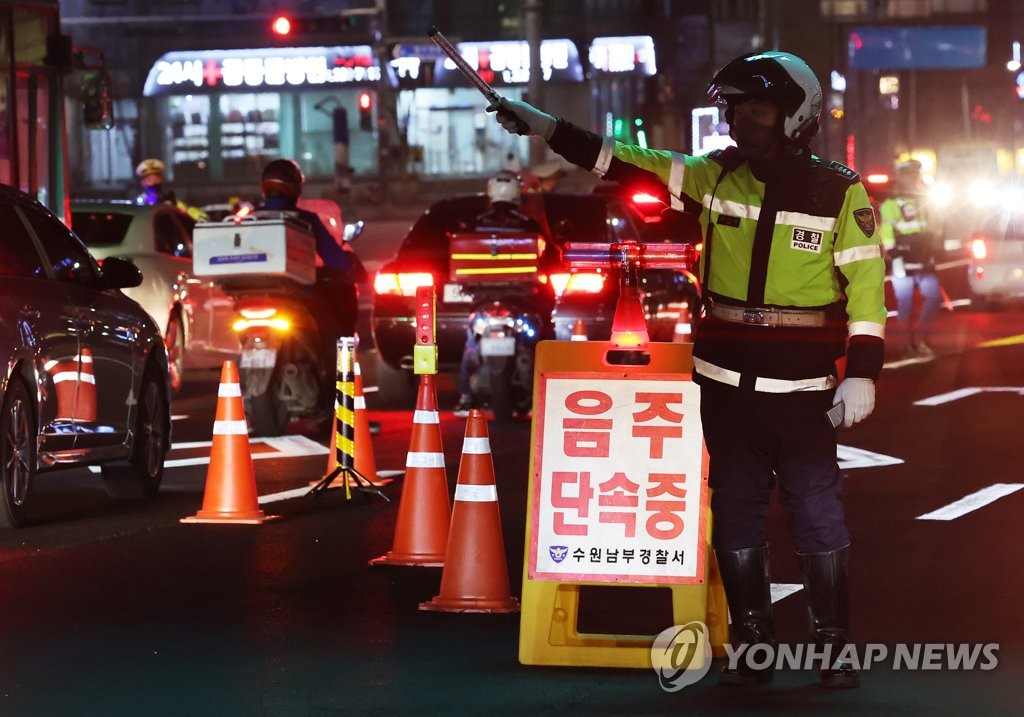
{"left": 271, "top": 14, "right": 292, "bottom": 36}
{"left": 81, "top": 70, "right": 114, "bottom": 130}
{"left": 358, "top": 92, "right": 373, "bottom": 131}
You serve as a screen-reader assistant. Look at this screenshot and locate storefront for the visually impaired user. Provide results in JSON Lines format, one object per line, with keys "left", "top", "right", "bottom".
{"left": 136, "top": 35, "right": 657, "bottom": 190}
{"left": 142, "top": 45, "right": 380, "bottom": 186}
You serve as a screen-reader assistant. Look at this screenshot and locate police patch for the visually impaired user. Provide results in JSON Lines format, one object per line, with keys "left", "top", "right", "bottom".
{"left": 853, "top": 207, "right": 876, "bottom": 237}
{"left": 791, "top": 227, "right": 824, "bottom": 254}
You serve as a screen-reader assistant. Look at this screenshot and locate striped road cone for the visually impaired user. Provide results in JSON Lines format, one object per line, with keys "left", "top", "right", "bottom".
{"left": 570, "top": 318, "right": 588, "bottom": 341}
{"left": 370, "top": 374, "right": 450, "bottom": 567}
{"left": 181, "top": 360, "right": 277, "bottom": 524}
{"left": 420, "top": 409, "right": 519, "bottom": 612}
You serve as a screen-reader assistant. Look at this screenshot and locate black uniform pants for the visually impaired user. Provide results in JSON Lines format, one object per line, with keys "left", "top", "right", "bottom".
{"left": 697, "top": 376, "right": 850, "bottom": 554}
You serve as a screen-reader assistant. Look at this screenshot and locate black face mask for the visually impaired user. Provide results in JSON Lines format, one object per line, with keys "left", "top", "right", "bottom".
{"left": 730, "top": 119, "right": 779, "bottom": 160}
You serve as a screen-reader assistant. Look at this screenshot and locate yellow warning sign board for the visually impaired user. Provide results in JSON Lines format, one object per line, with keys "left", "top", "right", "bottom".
{"left": 519, "top": 339, "right": 728, "bottom": 668}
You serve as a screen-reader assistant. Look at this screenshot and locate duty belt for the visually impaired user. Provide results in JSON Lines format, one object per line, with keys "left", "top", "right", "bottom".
{"left": 709, "top": 303, "right": 827, "bottom": 328}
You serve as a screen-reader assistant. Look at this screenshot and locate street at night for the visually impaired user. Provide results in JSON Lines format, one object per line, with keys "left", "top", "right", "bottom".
{"left": 1, "top": 306, "right": 1022, "bottom": 716}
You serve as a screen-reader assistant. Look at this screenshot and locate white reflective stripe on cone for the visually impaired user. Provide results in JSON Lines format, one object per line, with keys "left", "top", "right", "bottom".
{"left": 413, "top": 409, "right": 440, "bottom": 424}
{"left": 218, "top": 383, "right": 242, "bottom": 397}
{"left": 454, "top": 484, "right": 498, "bottom": 502}
{"left": 462, "top": 437, "right": 490, "bottom": 454}
{"left": 213, "top": 420, "right": 248, "bottom": 435}
{"left": 570, "top": 334, "right": 587, "bottom": 342}
{"left": 79, "top": 372, "right": 96, "bottom": 385}
{"left": 50, "top": 371, "right": 79, "bottom": 383}
{"left": 406, "top": 451, "right": 445, "bottom": 468}
{"left": 355, "top": 395, "right": 366, "bottom": 409}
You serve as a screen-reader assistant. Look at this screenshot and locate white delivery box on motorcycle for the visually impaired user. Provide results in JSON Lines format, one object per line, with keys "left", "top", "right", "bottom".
{"left": 192, "top": 213, "right": 317, "bottom": 285}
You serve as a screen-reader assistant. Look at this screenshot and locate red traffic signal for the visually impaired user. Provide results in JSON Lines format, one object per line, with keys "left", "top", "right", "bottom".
{"left": 271, "top": 15, "right": 292, "bottom": 36}
{"left": 358, "top": 92, "right": 373, "bottom": 131}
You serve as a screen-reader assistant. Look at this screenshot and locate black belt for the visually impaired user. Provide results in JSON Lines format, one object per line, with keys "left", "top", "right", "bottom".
{"left": 708, "top": 303, "right": 827, "bottom": 328}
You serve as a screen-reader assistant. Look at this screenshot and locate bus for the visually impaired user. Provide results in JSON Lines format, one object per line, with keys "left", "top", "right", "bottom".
{"left": 0, "top": 0, "right": 105, "bottom": 223}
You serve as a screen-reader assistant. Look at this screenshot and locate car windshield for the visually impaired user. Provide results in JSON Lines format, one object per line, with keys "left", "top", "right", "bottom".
{"left": 71, "top": 211, "right": 133, "bottom": 247}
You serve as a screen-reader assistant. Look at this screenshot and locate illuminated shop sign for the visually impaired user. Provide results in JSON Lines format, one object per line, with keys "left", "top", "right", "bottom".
{"left": 589, "top": 36, "right": 657, "bottom": 75}
{"left": 433, "top": 38, "right": 584, "bottom": 87}
{"left": 143, "top": 46, "right": 380, "bottom": 96}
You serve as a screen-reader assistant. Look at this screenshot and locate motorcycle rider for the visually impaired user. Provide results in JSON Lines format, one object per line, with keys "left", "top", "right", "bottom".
{"left": 454, "top": 171, "right": 544, "bottom": 416}
{"left": 257, "top": 158, "right": 365, "bottom": 349}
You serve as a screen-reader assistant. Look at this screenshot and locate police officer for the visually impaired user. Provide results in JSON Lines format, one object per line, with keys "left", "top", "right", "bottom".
{"left": 135, "top": 158, "right": 208, "bottom": 221}
{"left": 135, "top": 158, "right": 177, "bottom": 206}
{"left": 493, "top": 51, "right": 886, "bottom": 688}
{"left": 879, "top": 159, "right": 942, "bottom": 359}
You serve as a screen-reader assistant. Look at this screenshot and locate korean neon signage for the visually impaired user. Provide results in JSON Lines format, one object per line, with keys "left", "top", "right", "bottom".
{"left": 143, "top": 47, "right": 380, "bottom": 96}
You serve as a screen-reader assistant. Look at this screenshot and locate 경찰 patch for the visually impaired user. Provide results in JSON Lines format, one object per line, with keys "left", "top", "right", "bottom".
{"left": 791, "top": 226, "right": 824, "bottom": 253}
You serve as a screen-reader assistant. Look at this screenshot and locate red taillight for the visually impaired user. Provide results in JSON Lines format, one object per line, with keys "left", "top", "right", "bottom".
{"left": 631, "top": 191, "right": 663, "bottom": 205}
{"left": 373, "top": 271, "right": 434, "bottom": 297}
{"left": 548, "top": 271, "right": 607, "bottom": 297}
{"left": 971, "top": 237, "right": 988, "bottom": 261}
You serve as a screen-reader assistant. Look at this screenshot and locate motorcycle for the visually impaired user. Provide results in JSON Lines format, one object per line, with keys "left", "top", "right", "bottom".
{"left": 201, "top": 210, "right": 363, "bottom": 436}
{"left": 451, "top": 230, "right": 554, "bottom": 422}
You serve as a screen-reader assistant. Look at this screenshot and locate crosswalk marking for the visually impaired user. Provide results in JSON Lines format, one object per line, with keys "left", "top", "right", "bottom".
{"left": 916, "top": 483, "right": 1024, "bottom": 521}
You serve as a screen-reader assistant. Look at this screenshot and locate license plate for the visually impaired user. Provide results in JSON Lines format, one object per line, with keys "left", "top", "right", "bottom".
{"left": 480, "top": 336, "right": 515, "bottom": 357}
{"left": 239, "top": 347, "right": 277, "bottom": 369}
{"left": 443, "top": 283, "right": 473, "bottom": 304}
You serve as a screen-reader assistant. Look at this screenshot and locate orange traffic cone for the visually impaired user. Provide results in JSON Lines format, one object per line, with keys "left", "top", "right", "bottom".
{"left": 370, "top": 374, "right": 450, "bottom": 566}
{"left": 570, "top": 318, "right": 588, "bottom": 341}
{"left": 181, "top": 360, "right": 277, "bottom": 524}
{"left": 76, "top": 348, "right": 98, "bottom": 422}
{"left": 420, "top": 409, "right": 519, "bottom": 613}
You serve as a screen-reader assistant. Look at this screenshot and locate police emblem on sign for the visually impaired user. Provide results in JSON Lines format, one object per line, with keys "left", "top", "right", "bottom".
{"left": 853, "top": 207, "right": 876, "bottom": 237}
{"left": 549, "top": 546, "right": 569, "bottom": 563}
{"left": 791, "top": 227, "right": 824, "bottom": 253}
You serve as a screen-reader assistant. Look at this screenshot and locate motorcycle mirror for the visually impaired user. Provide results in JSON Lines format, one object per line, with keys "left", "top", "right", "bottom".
{"left": 343, "top": 220, "right": 364, "bottom": 243}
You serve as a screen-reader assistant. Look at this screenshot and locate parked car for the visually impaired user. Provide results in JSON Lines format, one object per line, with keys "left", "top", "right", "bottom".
{"left": 967, "top": 209, "right": 1024, "bottom": 309}
{"left": 370, "top": 191, "right": 701, "bottom": 403}
{"left": 71, "top": 200, "right": 239, "bottom": 392}
{"left": 0, "top": 185, "right": 171, "bottom": 527}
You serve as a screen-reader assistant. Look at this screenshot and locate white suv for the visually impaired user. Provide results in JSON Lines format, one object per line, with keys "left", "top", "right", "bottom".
{"left": 967, "top": 211, "right": 1024, "bottom": 310}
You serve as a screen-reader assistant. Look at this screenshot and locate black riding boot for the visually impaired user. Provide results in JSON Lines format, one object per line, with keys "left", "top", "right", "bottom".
{"left": 797, "top": 545, "right": 860, "bottom": 688}
{"left": 716, "top": 543, "right": 775, "bottom": 686}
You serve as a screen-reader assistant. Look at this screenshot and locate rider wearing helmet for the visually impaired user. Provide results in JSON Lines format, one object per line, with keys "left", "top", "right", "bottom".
{"left": 453, "top": 171, "right": 546, "bottom": 416}
{"left": 257, "top": 158, "right": 365, "bottom": 338}
{"left": 258, "top": 158, "right": 363, "bottom": 279}
{"left": 135, "top": 158, "right": 177, "bottom": 206}
{"left": 474, "top": 170, "right": 543, "bottom": 233}
{"left": 491, "top": 51, "right": 886, "bottom": 689}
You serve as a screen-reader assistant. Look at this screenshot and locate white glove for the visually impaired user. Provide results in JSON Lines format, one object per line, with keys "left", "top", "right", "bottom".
{"left": 833, "top": 377, "right": 875, "bottom": 428}
{"left": 490, "top": 97, "right": 556, "bottom": 140}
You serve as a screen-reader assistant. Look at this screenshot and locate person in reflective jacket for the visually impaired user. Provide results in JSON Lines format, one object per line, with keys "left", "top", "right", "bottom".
{"left": 492, "top": 51, "right": 886, "bottom": 689}
{"left": 878, "top": 159, "right": 942, "bottom": 359}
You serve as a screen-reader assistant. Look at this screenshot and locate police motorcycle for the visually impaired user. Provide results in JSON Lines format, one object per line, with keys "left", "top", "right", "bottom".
{"left": 193, "top": 207, "right": 363, "bottom": 436}
{"left": 452, "top": 229, "right": 556, "bottom": 422}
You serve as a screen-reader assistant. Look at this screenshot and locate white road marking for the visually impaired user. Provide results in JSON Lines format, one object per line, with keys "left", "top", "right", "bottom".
{"left": 771, "top": 583, "right": 803, "bottom": 604}
{"left": 838, "top": 444, "right": 903, "bottom": 469}
{"left": 917, "top": 483, "right": 1024, "bottom": 521}
{"left": 88, "top": 435, "right": 330, "bottom": 473}
{"left": 914, "top": 386, "right": 1024, "bottom": 406}
{"left": 729, "top": 583, "right": 804, "bottom": 623}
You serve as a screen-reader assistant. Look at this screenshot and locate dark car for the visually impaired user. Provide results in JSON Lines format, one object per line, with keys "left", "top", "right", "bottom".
{"left": 370, "top": 191, "right": 701, "bottom": 402}
{"left": 0, "top": 185, "right": 171, "bottom": 527}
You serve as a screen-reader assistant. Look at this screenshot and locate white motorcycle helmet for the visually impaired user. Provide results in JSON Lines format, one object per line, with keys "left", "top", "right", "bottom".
{"left": 486, "top": 170, "right": 523, "bottom": 206}
{"left": 706, "top": 51, "right": 823, "bottom": 146}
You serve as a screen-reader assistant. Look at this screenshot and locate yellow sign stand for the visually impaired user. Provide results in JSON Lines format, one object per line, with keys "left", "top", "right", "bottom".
{"left": 519, "top": 339, "right": 728, "bottom": 668}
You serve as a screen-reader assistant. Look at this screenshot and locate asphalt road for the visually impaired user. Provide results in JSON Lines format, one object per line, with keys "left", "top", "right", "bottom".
{"left": 1, "top": 307, "right": 1022, "bottom": 716}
